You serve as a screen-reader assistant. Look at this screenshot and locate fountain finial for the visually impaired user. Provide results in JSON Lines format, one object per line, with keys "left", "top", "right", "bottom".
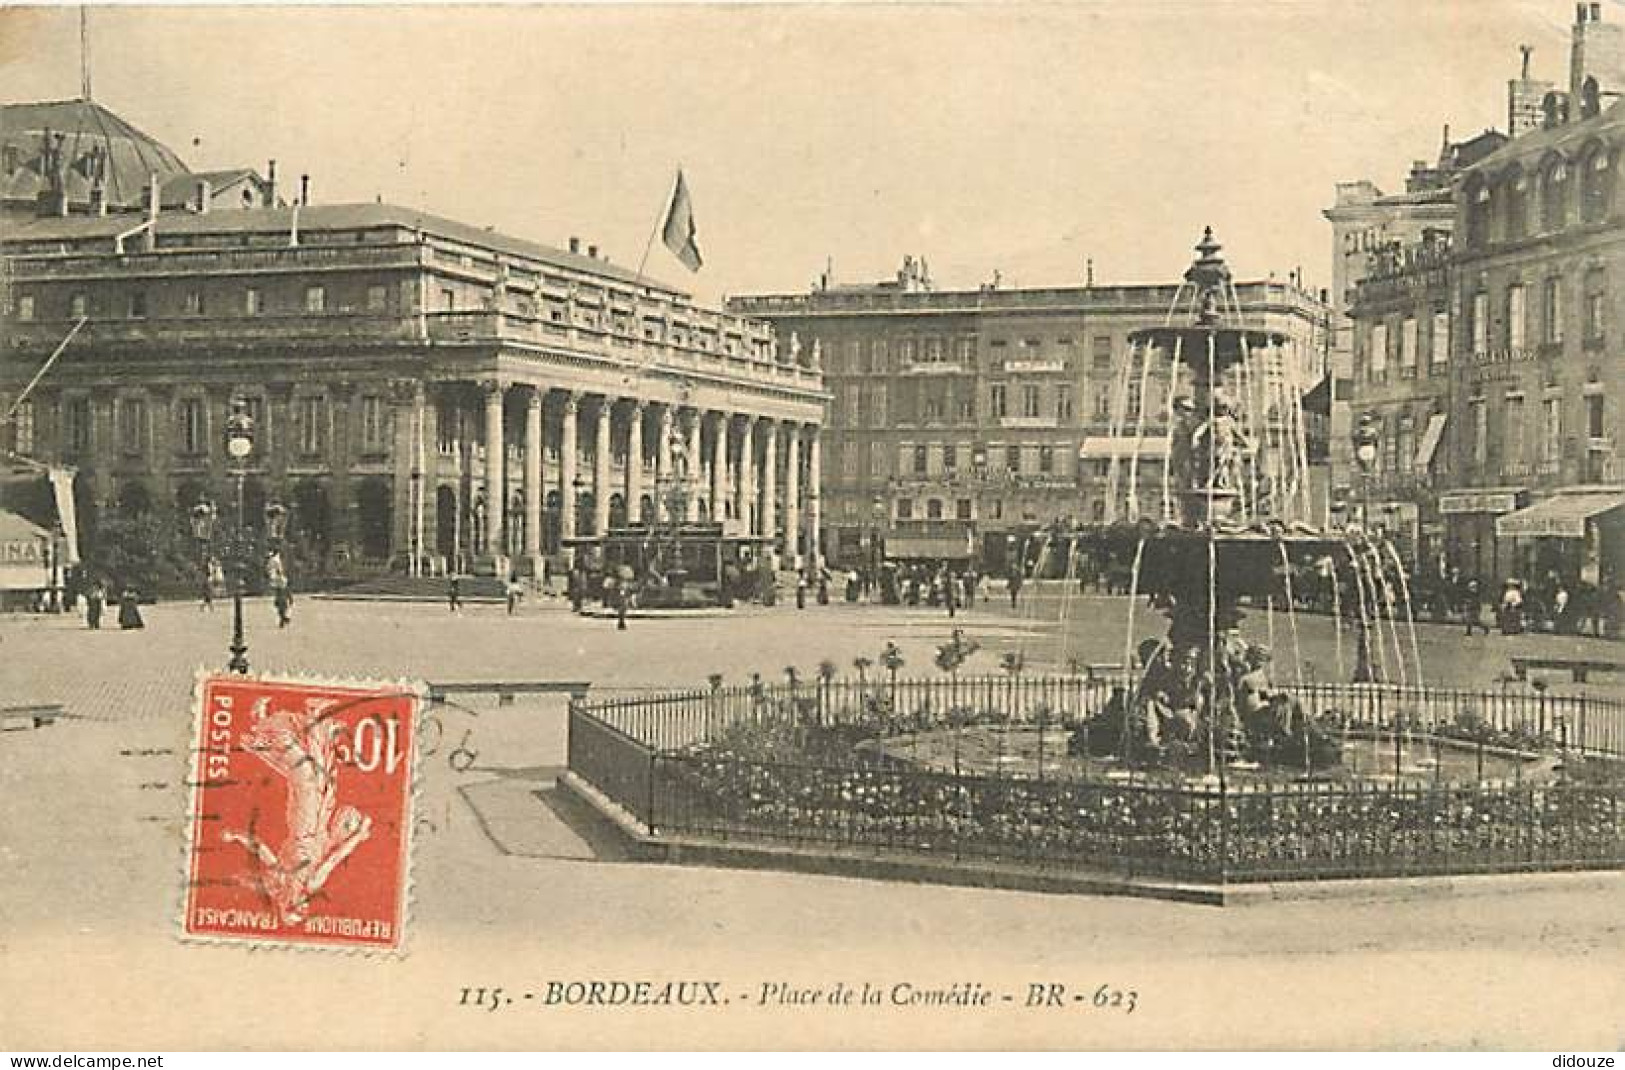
{"left": 1183, "top": 227, "right": 1232, "bottom": 327}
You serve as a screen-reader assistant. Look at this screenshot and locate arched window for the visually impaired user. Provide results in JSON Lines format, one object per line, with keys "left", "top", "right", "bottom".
{"left": 1541, "top": 157, "right": 1570, "bottom": 231}
{"left": 1582, "top": 144, "right": 1614, "bottom": 223}
{"left": 1465, "top": 178, "right": 1491, "bottom": 248}
{"left": 1503, "top": 167, "right": 1529, "bottom": 241}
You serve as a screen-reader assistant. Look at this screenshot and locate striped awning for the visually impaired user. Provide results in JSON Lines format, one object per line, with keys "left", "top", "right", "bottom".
{"left": 1413, "top": 412, "right": 1447, "bottom": 471}
{"left": 1496, "top": 490, "right": 1625, "bottom": 539}
{"left": 1078, "top": 436, "right": 1170, "bottom": 460}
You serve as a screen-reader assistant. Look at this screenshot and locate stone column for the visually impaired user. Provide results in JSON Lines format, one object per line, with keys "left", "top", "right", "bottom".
{"left": 784, "top": 423, "right": 801, "bottom": 566}
{"left": 559, "top": 392, "right": 578, "bottom": 542}
{"left": 710, "top": 412, "right": 727, "bottom": 524}
{"left": 625, "top": 401, "right": 644, "bottom": 525}
{"left": 389, "top": 379, "right": 418, "bottom": 570}
{"left": 524, "top": 387, "right": 543, "bottom": 571}
{"left": 736, "top": 417, "right": 755, "bottom": 534}
{"left": 761, "top": 419, "right": 779, "bottom": 552}
{"left": 806, "top": 424, "right": 822, "bottom": 566}
{"left": 656, "top": 405, "right": 674, "bottom": 521}
{"left": 593, "top": 397, "right": 612, "bottom": 534}
{"left": 482, "top": 380, "right": 505, "bottom": 558}
{"left": 686, "top": 410, "right": 702, "bottom": 522}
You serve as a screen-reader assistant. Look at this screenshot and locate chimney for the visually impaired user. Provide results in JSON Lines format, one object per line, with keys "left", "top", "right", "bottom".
{"left": 299, "top": 173, "right": 310, "bottom": 206}
{"left": 195, "top": 178, "right": 211, "bottom": 214}
{"left": 569, "top": 236, "right": 581, "bottom": 254}
{"left": 588, "top": 243, "right": 599, "bottom": 259}
{"left": 1570, "top": 0, "right": 1623, "bottom": 110}
{"left": 265, "top": 159, "right": 277, "bottom": 207}
{"left": 144, "top": 171, "right": 160, "bottom": 251}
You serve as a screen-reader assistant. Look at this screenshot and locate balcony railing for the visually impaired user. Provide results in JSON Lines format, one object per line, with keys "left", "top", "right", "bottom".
{"left": 6, "top": 312, "right": 422, "bottom": 346}
{"left": 423, "top": 311, "right": 823, "bottom": 389}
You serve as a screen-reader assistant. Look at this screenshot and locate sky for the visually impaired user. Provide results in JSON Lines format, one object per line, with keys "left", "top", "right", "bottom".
{"left": 0, "top": 1, "right": 1595, "bottom": 305}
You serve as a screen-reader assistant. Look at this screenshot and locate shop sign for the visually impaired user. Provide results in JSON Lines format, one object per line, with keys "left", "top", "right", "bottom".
{"left": 1438, "top": 490, "right": 1521, "bottom": 515}
{"left": 0, "top": 540, "right": 43, "bottom": 565}
{"left": 1003, "top": 359, "right": 1065, "bottom": 374}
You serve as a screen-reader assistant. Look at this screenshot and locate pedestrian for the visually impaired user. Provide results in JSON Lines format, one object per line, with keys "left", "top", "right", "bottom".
{"left": 448, "top": 574, "right": 462, "bottom": 613}
{"left": 85, "top": 579, "right": 105, "bottom": 631}
{"left": 795, "top": 570, "right": 808, "bottom": 609}
{"left": 1552, "top": 583, "right": 1571, "bottom": 635}
{"left": 505, "top": 573, "right": 522, "bottom": 616}
{"left": 117, "top": 584, "right": 144, "bottom": 630}
{"left": 199, "top": 564, "right": 214, "bottom": 611}
{"left": 1008, "top": 570, "right": 1023, "bottom": 609}
{"left": 945, "top": 576, "right": 957, "bottom": 618}
{"left": 273, "top": 582, "right": 293, "bottom": 629}
{"left": 1461, "top": 577, "right": 1488, "bottom": 636}
{"left": 1500, "top": 579, "right": 1525, "bottom": 635}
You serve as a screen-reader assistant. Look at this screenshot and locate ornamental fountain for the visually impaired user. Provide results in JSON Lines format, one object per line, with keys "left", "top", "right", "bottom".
{"left": 1079, "top": 229, "right": 1369, "bottom": 773}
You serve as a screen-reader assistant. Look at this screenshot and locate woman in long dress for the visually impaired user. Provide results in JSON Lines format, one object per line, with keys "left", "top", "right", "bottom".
{"left": 118, "top": 585, "right": 144, "bottom": 630}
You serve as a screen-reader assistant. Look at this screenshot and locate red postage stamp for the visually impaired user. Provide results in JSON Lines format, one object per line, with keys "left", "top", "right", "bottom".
{"left": 183, "top": 673, "right": 423, "bottom": 952}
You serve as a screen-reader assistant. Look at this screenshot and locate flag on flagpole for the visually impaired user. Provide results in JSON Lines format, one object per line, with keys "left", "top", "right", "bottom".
{"left": 661, "top": 170, "right": 703, "bottom": 272}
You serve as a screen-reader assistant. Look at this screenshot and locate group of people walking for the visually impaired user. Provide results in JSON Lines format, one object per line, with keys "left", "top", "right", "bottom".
{"left": 77, "top": 578, "right": 145, "bottom": 631}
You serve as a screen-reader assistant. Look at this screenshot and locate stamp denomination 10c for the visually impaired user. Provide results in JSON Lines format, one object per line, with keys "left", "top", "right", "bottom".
{"left": 183, "top": 673, "right": 423, "bottom": 952}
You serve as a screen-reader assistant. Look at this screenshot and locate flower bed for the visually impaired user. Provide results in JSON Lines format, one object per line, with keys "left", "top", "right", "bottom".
{"left": 574, "top": 677, "right": 1625, "bottom": 883}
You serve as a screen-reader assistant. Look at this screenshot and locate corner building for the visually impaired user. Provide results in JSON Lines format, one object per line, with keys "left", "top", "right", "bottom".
{"left": 729, "top": 262, "right": 1328, "bottom": 570}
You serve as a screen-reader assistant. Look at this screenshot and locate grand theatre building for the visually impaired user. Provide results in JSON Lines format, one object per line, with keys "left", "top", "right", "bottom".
{"left": 1, "top": 100, "right": 827, "bottom": 580}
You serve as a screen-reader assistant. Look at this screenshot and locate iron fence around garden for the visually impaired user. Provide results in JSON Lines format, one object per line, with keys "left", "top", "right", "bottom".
{"left": 567, "top": 675, "right": 1625, "bottom": 884}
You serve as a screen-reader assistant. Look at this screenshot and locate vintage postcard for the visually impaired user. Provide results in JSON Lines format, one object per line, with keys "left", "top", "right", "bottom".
{"left": 0, "top": 0, "right": 1621, "bottom": 1054}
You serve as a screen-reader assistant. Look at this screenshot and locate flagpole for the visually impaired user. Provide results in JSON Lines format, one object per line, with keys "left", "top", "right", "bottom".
{"left": 636, "top": 169, "right": 679, "bottom": 280}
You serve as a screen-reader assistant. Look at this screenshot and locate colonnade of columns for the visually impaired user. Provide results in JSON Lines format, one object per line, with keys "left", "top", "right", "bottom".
{"left": 420, "top": 380, "right": 821, "bottom": 572}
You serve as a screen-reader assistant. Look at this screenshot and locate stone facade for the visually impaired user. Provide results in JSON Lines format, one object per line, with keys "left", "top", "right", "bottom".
{"left": 1, "top": 198, "right": 826, "bottom": 578}
{"left": 729, "top": 266, "right": 1328, "bottom": 569}
{"left": 1345, "top": 5, "right": 1625, "bottom": 588}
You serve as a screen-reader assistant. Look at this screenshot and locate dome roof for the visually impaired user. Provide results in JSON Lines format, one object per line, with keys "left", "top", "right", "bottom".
{"left": 0, "top": 99, "right": 190, "bottom": 212}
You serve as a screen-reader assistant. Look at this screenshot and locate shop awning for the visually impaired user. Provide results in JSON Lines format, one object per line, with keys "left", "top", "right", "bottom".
{"left": 1495, "top": 490, "right": 1625, "bottom": 538}
{"left": 1413, "top": 412, "right": 1447, "bottom": 471}
{"left": 0, "top": 509, "right": 50, "bottom": 591}
{"left": 1078, "top": 436, "right": 1170, "bottom": 460}
{"left": 886, "top": 535, "right": 973, "bottom": 561}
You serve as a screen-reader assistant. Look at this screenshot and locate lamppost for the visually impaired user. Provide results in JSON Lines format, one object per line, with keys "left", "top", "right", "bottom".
{"left": 1350, "top": 413, "right": 1380, "bottom": 684}
{"left": 868, "top": 493, "right": 885, "bottom": 575}
{"left": 971, "top": 445, "right": 988, "bottom": 568}
{"left": 224, "top": 397, "right": 255, "bottom": 674}
{"left": 1351, "top": 412, "right": 1380, "bottom": 529}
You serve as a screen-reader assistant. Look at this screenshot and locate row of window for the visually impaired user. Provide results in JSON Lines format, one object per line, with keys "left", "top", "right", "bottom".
{"left": 11, "top": 281, "right": 772, "bottom": 362}
{"left": 1460, "top": 391, "right": 1608, "bottom": 470}
{"left": 1460, "top": 270, "right": 1607, "bottom": 357}
{"left": 833, "top": 380, "right": 1166, "bottom": 427}
{"left": 12, "top": 282, "right": 373, "bottom": 323}
{"left": 884, "top": 492, "right": 1151, "bottom": 526}
{"left": 9, "top": 394, "right": 391, "bottom": 459}
{"left": 1462, "top": 144, "right": 1615, "bottom": 248}
{"left": 1358, "top": 390, "right": 1607, "bottom": 476}
{"left": 1362, "top": 269, "right": 1609, "bottom": 378}
{"left": 819, "top": 334, "right": 1120, "bottom": 375}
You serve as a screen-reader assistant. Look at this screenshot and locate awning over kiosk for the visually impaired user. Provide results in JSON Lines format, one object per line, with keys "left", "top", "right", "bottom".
{"left": 886, "top": 536, "right": 974, "bottom": 561}
{"left": 1495, "top": 490, "right": 1625, "bottom": 539}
